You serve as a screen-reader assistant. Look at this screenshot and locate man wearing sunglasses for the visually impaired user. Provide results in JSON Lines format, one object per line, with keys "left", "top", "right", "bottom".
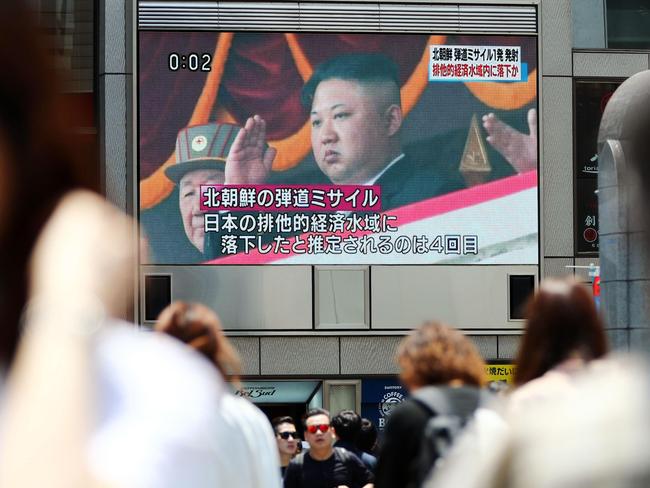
{"left": 273, "top": 416, "right": 300, "bottom": 477}
{"left": 284, "top": 408, "right": 374, "bottom": 488}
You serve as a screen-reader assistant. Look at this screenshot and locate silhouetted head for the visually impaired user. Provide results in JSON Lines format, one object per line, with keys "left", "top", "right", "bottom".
{"left": 331, "top": 409, "right": 362, "bottom": 443}
{"left": 357, "top": 418, "right": 378, "bottom": 454}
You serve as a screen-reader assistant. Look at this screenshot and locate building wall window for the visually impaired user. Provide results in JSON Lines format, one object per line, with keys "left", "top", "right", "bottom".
{"left": 38, "top": 0, "right": 98, "bottom": 187}
{"left": 607, "top": 0, "right": 650, "bottom": 49}
{"left": 574, "top": 79, "right": 624, "bottom": 256}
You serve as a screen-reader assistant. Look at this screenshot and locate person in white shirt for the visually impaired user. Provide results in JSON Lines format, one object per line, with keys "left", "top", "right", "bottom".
{"left": 156, "top": 301, "right": 282, "bottom": 488}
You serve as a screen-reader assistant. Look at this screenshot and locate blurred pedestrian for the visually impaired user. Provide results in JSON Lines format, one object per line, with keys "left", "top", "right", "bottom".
{"left": 427, "top": 356, "right": 650, "bottom": 488}
{"left": 0, "top": 4, "right": 241, "bottom": 488}
{"left": 496, "top": 355, "right": 650, "bottom": 488}
{"left": 357, "top": 418, "right": 379, "bottom": 457}
{"left": 0, "top": 1, "right": 99, "bottom": 370}
{"left": 332, "top": 410, "right": 378, "bottom": 472}
{"left": 0, "top": 3, "right": 126, "bottom": 486}
{"left": 272, "top": 416, "right": 300, "bottom": 477}
{"left": 426, "top": 278, "right": 613, "bottom": 488}
{"left": 155, "top": 301, "right": 241, "bottom": 381}
{"left": 375, "top": 322, "right": 487, "bottom": 488}
{"left": 155, "top": 301, "right": 282, "bottom": 487}
{"left": 284, "top": 408, "right": 374, "bottom": 488}
{"left": 508, "top": 278, "right": 608, "bottom": 414}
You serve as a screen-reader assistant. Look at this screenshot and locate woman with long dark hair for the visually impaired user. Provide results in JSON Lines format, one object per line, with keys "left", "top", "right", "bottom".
{"left": 0, "top": 5, "right": 133, "bottom": 486}
{"left": 0, "top": 2, "right": 99, "bottom": 369}
{"left": 426, "top": 279, "right": 649, "bottom": 488}
{"left": 509, "top": 277, "right": 608, "bottom": 413}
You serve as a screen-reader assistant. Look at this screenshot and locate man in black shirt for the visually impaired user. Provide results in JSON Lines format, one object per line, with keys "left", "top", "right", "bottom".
{"left": 284, "top": 408, "right": 374, "bottom": 488}
{"left": 332, "top": 410, "right": 377, "bottom": 473}
{"left": 272, "top": 416, "right": 300, "bottom": 477}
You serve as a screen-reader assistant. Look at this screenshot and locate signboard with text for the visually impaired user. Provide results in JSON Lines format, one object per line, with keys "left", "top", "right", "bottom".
{"left": 361, "top": 378, "right": 407, "bottom": 433}
{"left": 139, "top": 32, "right": 538, "bottom": 265}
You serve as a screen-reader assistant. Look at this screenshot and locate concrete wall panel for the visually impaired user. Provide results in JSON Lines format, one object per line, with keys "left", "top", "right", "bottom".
{"left": 541, "top": 0, "right": 572, "bottom": 76}
{"left": 340, "top": 336, "right": 402, "bottom": 375}
{"left": 261, "top": 337, "right": 339, "bottom": 375}
{"left": 229, "top": 337, "right": 260, "bottom": 376}
{"left": 468, "top": 335, "right": 498, "bottom": 360}
{"left": 573, "top": 52, "right": 648, "bottom": 78}
{"left": 140, "top": 266, "right": 313, "bottom": 330}
{"left": 498, "top": 335, "right": 521, "bottom": 360}
{"left": 542, "top": 77, "right": 573, "bottom": 255}
{"left": 371, "top": 266, "right": 538, "bottom": 330}
{"left": 543, "top": 257, "right": 573, "bottom": 279}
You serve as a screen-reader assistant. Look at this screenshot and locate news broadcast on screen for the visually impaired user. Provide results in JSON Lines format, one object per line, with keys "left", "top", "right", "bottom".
{"left": 138, "top": 32, "right": 538, "bottom": 265}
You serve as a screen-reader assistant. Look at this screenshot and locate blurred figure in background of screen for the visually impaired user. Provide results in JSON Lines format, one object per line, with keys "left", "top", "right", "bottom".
{"left": 163, "top": 122, "right": 241, "bottom": 255}
{"left": 177, "top": 168, "right": 224, "bottom": 254}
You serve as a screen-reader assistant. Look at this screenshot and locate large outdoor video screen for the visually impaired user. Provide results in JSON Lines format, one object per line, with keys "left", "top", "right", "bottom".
{"left": 139, "top": 32, "right": 538, "bottom": 265}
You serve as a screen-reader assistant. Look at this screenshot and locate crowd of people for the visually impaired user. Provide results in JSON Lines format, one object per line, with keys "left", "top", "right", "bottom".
{"left": 246, "top": 279, "right": 649, "bottom": 488}
{"left": 0, "top": 2, "right": 650, "bottom": 487}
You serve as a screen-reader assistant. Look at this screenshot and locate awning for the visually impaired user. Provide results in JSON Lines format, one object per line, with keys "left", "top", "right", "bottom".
{"left": 233, "top": 380, "right": 321, "bottom": 404}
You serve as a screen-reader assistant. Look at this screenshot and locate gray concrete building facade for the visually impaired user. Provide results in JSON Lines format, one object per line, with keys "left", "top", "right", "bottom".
{"left": 94, "top": 0, "right": 649, "bottom": 413}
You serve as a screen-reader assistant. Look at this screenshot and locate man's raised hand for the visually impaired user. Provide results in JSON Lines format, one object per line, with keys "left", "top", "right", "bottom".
{"left": 225, "top": 115, "right": 277, "bottom": 185}
{"left": 482, "top": 108, "right": 537, "bottom": 174}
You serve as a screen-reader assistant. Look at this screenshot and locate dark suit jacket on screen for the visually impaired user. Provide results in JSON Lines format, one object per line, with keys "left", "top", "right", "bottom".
{"left": 376, "top": 154, "right": 467, "bottom": 212}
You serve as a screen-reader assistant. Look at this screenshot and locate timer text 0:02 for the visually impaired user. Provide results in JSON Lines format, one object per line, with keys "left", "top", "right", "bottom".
{"left": 168, "top": 53, "right": 212, "bottom": 72}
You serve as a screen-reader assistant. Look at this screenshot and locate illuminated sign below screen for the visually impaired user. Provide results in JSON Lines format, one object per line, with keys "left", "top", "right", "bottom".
{"left": 138, "top": 32, "right": 539, "bottom": 265}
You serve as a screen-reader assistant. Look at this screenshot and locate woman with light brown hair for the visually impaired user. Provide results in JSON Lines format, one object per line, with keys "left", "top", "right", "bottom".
{"left": 155, "top": 301, "right": 242, "bottom": 382}
{"left": 155, "top": 301, "right": 282, "bottom": 488}
{"left": 397, "top": 321, "right": 487, "bottom": 391}
{"left": 375, "top": 321, "right": 487, "bottom": 488}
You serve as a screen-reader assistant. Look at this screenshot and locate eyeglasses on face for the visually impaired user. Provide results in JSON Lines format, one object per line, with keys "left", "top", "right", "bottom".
{"left": 306, "top": 424, "right": 330, "bottom": 434}
{"left": 278, "top": 431, "right": 298, "bottom": 440}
